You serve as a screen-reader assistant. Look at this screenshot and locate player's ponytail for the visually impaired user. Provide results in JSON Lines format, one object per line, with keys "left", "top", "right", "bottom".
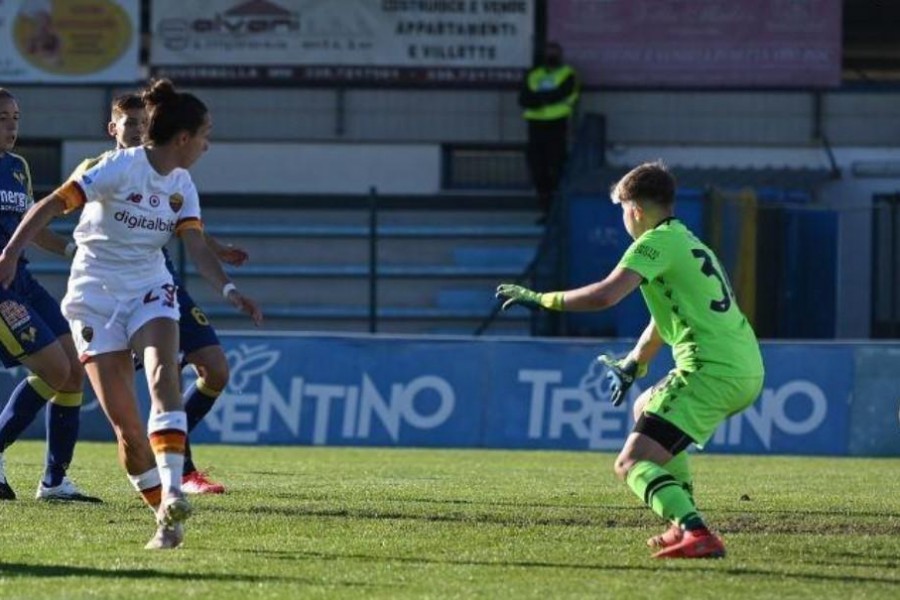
{"left": 141, "top": 78, "right": 207, "bottom": 145}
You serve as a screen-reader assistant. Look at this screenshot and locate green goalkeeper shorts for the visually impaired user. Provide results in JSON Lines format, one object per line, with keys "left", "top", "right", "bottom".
{"left": 643, "top": 369, "right": 764, "bottom": 448}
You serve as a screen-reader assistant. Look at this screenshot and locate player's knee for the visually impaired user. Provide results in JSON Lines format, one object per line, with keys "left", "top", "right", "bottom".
{"left": 195, "top": 352, "right": 229, "bottom": 392}
{"left": 613, "top": 456, "right": 634, "bottom": 481}
{"left": 40, "top": 361, "right": 72, "bottom": 392}
{"left": 201, "top": 364, "right": 229, "bottom": 393}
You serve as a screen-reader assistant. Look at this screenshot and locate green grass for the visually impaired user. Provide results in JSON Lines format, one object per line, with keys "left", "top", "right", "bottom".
{"left": 0, "top": 442, "right": 898, "bottom": 599}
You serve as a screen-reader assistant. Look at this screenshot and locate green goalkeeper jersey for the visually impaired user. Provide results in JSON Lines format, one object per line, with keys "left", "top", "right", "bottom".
{"left": 617, "top": 218, "right": 764, "bottom": 377}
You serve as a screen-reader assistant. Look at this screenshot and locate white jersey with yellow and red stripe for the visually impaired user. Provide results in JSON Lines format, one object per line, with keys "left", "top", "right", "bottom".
{"left": 55, "top": 146, "right": 202, "bottom": 298}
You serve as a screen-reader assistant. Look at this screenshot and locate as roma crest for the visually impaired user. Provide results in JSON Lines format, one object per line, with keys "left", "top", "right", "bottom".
{"left": 169, "top": 193, "right": 184, "bottom": 212}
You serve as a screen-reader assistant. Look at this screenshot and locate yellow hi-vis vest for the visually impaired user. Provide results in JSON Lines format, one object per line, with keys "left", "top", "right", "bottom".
{"left": 523, "top": 65, "right": 579, "bottom": 121}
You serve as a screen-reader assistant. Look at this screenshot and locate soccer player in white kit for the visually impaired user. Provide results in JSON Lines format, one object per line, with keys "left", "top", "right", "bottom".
{"left": 0, "top": 79, "right": 262, "bottom": 549}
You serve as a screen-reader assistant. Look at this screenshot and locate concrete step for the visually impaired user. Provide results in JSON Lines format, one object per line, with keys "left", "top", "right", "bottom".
{"left": 166, "top": 235, "right": 541, "bottom": 267}
{"left": 205, "top": 310, "right": 531, "bottom": 336}
{"left": 181, "top": 275, "right": 511, "bottom": 308}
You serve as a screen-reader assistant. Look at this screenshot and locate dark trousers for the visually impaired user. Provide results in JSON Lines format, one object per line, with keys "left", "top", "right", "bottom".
{"left": 526, "top": 118, "right": 569, "bottom": 214}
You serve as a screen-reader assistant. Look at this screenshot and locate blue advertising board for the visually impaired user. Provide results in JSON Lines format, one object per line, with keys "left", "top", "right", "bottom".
{"left": 484, "top": 340, "right": 853, "bottom": 455}
{"left": 849, "top": 345, "right": 900, "bottom": 457}
{"left": 5, "top": 334, "right": 869, "bottom": 456}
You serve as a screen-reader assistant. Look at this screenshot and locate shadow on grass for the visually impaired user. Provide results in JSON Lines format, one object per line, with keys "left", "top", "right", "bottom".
{"left": 260, "top": 491, "right": 900, "bottom": 521}
{"left": 0, "top": 561, "right": 370, "bottom": 588}
{"left": 203, "top": 502, "right": 636, "bottom": 528}
{"left": 804, "top": 558, "right": 900, "bottom": 570}
{"left": 202, "top": 501, "right": 900, "bottom": 535}
{"left": 244, "top": 548, "right": 900, "bottom": 586}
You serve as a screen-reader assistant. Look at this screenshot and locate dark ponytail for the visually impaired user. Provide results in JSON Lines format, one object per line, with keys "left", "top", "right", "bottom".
{"left": 141, "top": 79, "right": 208, "bottom": 145}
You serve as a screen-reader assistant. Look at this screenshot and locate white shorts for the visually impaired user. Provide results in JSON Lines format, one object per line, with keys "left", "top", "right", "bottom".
{"left": 62, "top": 279, "right": 180, "bottom": 360}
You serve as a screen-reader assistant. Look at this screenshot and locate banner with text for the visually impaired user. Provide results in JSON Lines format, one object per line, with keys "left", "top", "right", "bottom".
{"left": 0, "top": 0, "right": 140, "bottom": 83}
{"left": 150, "top": 0, "right": 533, "bottom": 85}
{"left": 548, "top": 0, "right": 842, "bottom": 88}
{"left": 9, "top": 335, "right": 864, "bottom": 456}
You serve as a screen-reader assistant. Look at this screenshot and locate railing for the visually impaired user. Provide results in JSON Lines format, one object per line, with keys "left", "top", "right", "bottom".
{"left": 473, "top": 113, "right": 607, "bottom": 336}
{"left": 40, "top": 189, "right": 543, "bottom": 335}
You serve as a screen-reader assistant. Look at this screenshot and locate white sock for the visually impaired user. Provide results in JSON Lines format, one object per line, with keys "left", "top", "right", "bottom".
{"left": 147, "top": 411, "right": 187, "bottom": 496}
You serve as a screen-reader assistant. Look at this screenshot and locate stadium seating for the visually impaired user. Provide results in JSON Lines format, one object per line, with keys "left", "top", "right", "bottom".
{"left": 33, "top": 194, "right": 543, "bottom": 336}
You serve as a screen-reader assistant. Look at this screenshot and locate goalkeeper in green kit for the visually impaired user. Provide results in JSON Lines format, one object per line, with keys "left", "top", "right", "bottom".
{"left": 496, "top": 161, "right": 764, "bottom": 559}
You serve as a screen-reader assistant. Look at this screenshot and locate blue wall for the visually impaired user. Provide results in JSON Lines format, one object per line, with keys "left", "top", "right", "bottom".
{"left": 8, "top": 334, "right": 896, "bottom": 456}
{"left": 566, "top": 190, "right": 839, "bottom": 339}
{"left": 564, "top": 191, "right": 704, "bottom": 338}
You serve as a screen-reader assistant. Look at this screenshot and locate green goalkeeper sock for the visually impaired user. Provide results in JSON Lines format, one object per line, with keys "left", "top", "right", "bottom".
{"left": 626, "top": 460, "right": 705, "bottom": 529}
{"left": 663, "top": 451, "right": 695, "bottom": 506}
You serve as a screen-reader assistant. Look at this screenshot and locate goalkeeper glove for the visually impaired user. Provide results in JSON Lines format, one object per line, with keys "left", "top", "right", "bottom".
{"left": 596, "top": 355, "right": 648, "bottom": 407}
{"left": 495, "top": 283, "right": 564, "bottom": 311}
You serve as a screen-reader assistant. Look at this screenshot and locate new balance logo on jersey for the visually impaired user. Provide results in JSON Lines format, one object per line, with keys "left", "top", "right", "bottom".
{"left": 114, "top": 209, "right": 175, "bottom": 232}
{"left": 127, "top": 193, "right": 143, "bottom": 204}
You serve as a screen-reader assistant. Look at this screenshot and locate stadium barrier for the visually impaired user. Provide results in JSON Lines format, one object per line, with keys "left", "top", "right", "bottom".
{"left": 41, "top": 213, "right": 543, "bottom": 334}
{"left": 9, "top": 333, "right": 899, "bottom": 457}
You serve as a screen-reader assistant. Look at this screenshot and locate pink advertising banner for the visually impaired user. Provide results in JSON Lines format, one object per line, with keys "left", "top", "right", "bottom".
{"left": 548, "top": 0, "right": 842, "bottom": 88}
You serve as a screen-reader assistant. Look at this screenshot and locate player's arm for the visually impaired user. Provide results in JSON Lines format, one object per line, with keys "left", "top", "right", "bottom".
{"left": 496, "top": 266, "right": 643, "bottom": 312}
{"left": 204, "top": 233, "right": 248, "bottom": 267}
{"left": 0, "top": 193, "right": 67, "bottom": 287}
{"left": 182, "top": 228, "right": 262, "bottom": 326}
{"left": 31, "top": 227, "right": 75, "bottom": 258}
{"left": 629, "top": 319, "right": 664, "bottom": 365}
{"left": 30, "top": 157, "right": 100, "bottom": 258}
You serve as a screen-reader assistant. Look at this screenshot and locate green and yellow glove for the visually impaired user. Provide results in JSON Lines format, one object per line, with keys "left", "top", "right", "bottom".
{"left": 495, "top": 283, "right": 564, "bottom": 311}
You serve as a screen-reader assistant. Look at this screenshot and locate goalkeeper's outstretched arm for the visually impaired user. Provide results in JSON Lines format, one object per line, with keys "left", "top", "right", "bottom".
{"left": 554, "top": 267, "right": 643, "bottom": 310}
{"left": 496, "top": 267, "right": 643, "bottom": 312}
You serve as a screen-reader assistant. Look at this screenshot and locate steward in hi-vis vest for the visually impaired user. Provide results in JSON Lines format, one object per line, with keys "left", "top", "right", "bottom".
{"left": 520, "top": 64, "right": 579, "bottom": 122}
{"left": 518, "top": 42, "right": 580, "bottom": 222}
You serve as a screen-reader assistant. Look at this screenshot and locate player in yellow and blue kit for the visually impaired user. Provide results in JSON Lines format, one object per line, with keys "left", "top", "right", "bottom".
{"left": 0, "top": 88, "right": 98, "bottom": 502}
{"left": 496, "top": 161, "right": 764, "bottom": 559}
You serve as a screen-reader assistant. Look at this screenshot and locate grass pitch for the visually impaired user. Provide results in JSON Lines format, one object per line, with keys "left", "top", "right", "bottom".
{"left": 0, "top": 441, "right": 898, "bottom": 599}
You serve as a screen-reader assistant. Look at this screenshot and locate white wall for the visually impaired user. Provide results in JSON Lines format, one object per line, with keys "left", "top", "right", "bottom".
{"left": 15, "top": 85, "right": 900, "bottom": 147}
{"left": 64, "top": 141, "right": 443, "bottom": 195}
{"left": 820, "top": 174, "right": 900, "bottom": 339}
